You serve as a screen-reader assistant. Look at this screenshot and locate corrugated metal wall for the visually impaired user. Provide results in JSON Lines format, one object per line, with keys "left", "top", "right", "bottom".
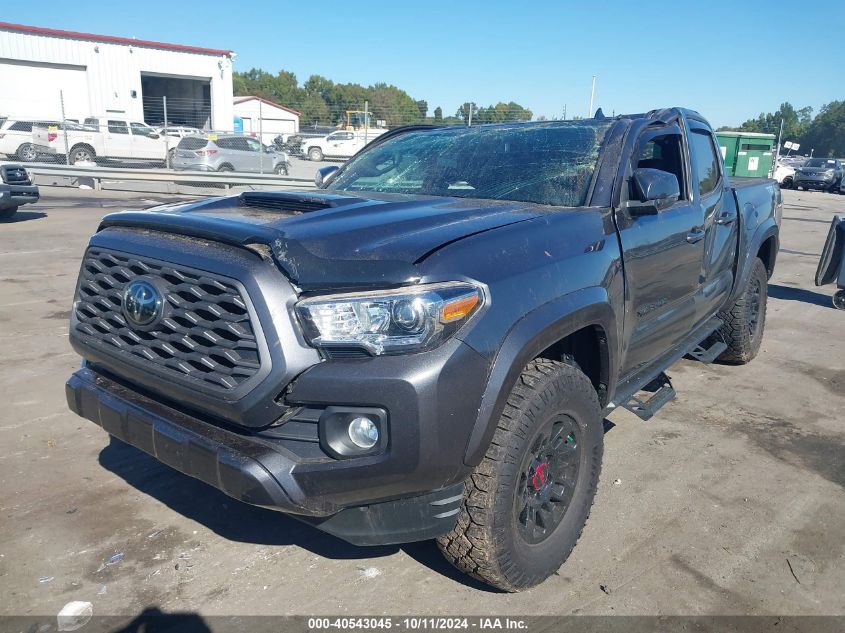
{"left": 0, "top": 28, "right": 233, "bottom": 130}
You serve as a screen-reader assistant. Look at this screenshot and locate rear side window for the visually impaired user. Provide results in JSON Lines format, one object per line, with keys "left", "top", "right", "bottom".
{"left": 9, "top": 121, "right": 33, "bottom": 132}
{"left": 108, "top": 120, "right": 129, "bottom": 134}
{"left": 689, "top": 130, "right": 721, "bottom": 196}
{"left": 178, "top": 137, "right": 208, "bottom": 150}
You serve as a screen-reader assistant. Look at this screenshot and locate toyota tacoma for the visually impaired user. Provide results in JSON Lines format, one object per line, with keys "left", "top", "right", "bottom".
{"left": 66, "top": 108, "right": 781, "bottom": 591}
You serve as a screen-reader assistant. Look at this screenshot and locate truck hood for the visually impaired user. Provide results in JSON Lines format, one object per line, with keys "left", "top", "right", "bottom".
{"left": 98, "top": 190, "right": 544, "bottom": 290}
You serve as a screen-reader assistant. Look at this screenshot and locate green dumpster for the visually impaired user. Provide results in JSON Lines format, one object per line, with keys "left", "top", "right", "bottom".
{"left": 716, "top": 131, "right": 776, "bottom": 178}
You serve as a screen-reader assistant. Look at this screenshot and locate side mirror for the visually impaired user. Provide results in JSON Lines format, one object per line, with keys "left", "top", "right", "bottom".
{"left": 315, "top": 165, "right": 340, "bottom": 188}
{"left": 148, "top": 132, "right": 160, "bottom": 139}
{"left": 627, "top": 168, "right": 680, "bottom": 215}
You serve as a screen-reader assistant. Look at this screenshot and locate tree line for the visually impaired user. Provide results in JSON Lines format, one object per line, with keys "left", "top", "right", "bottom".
{"left": 718, "top": 101, "right": 845, "bottom": 157}
{"left": 233, "top": 68, "right": 532, "bottom": 129}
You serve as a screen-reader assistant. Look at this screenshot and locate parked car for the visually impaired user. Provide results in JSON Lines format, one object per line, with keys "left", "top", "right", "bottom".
{"left": 157, "top": 126, "right": 204, "bottom": 139}
{"left": 65, "top": 107, "right": 781, "bottom": 592}
{"left": 32, "top": 117, "right": 169, "bottom": 165}
{"left": 172, "top": 134, "right": 290, "bottom": 175}
{"left": 302, "top": 129, "right": 387, "bottom": 161}
{"left": 794, "top": 157, "right": 843, "bottom": 191}
{"left": 773, "top": 159, "right": 795, "bottom": 188}
{"left": 0, "top": 163, "right": 39, "bottom": 220}
{"left": 0, "top": 119, "right": 76, "bottom": 162}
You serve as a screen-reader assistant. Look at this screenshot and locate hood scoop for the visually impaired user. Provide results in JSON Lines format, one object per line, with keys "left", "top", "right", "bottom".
{"left": 239, "top": 191, "right": 359, "bottom": 214}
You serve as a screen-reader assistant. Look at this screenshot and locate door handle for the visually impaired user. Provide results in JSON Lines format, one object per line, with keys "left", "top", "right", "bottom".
{"left": 716, "top": 209, "right": 737, "bottom": 225}
{"left": 686, "top": 228, "right": 705, "bottom": 244}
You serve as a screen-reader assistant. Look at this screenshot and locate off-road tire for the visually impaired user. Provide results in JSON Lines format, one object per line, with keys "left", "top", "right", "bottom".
{"left": 437, "top": 358, "right": 603, "bottom": 592}
{"left": 716, "top": 257, "right": 768, "bottom": 364}
{"left": 0, "top": 206, "right": 18, "bottom": 220}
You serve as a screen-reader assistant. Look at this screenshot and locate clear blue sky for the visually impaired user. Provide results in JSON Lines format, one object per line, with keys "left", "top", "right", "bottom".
{"left": 5, "top": 0, "right": 843, "bottom": 127}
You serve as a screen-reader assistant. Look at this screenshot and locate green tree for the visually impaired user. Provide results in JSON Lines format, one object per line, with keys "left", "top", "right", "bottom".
{"left": 433, "top": 106, "right": 443, "bottom": 122}
{"left": 800, "top": 101, "right": 845, "bottom": 157}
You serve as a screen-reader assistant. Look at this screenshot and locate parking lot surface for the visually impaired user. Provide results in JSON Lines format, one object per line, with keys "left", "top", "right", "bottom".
{"left": 0, "top": 187, "right": 843, "bottom": 619}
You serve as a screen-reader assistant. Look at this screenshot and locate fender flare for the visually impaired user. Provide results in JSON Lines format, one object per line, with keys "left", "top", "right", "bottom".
{"left": 734, "top": 221, "right": 779, "bottom": 300}
{"left": 462, "top": 286, "right": 619, "bottom": 466}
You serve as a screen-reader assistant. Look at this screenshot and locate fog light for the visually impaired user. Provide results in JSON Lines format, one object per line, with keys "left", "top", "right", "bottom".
{"left": 348, "top": 417, "right": 379, "bottom": 449}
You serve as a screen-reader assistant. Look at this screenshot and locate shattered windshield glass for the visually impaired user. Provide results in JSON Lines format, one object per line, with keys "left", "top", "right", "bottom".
{"left": 327, "top": 120, "right": 613, "bottom": 207}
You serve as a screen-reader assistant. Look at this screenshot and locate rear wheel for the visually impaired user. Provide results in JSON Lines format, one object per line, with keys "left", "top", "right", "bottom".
{"left": 16, "top": 143, "right": 36, "bottom": 162}
{"left": 833, "top": 290, "right": 845, "bottom": 310}
{"left": 274, "top": 163, "right": 289, "bottom": 176}
{"left": 69, "top": 145, "right": 95, "bottom": 165}
{"left": 308, "top": 147, "right": 323, "bottom": 162}
{"left": 217, "top": 164, "right": 233, "bottom": 172}
{"left": 0, "top": 206, "right": 18, "bottom": 220}
{"left": 437, "top": 358, "right": 603, "bottom": 592}
{"left": 716, "top": 257, "right": 768, "bottom": 364}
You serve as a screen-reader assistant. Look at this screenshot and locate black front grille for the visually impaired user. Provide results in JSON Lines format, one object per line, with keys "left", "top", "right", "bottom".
{"left": 1, "top": 166, "right": 30, "bottom": 184}
{"left": 73, "top": 248, "right": 262, "bottom": 391}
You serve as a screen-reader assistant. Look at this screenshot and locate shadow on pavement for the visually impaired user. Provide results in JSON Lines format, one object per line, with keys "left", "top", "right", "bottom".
{"left": 1, "top": 210, "right": 46, "bottom": 223}
{"left": 768, "top": 283, "right": 834, "bottom": 309}
{"left": 98, "top": 438, "right": 498, "bottom": 591}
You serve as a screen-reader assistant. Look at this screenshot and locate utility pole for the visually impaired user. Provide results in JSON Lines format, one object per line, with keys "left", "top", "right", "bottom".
{"left": 163, "top": 96, "right": 169, "bottom": 169}
{"left": 258, "top": 98, "right": 264, "bottom": 174}
{"left": 563, "top": 104, "right": 567, "bottom": 120}
{"left": 364, "top": 100, "right": 369, "bottom": 145}
{"left": 467, "top": 102, "right": 473, "bottom": 127}
{"left": 588, "top": 75, "right": 596, "bottom": 118}
{"left": 59, "top": 90, "right": 70, "bottom": 165}
{"left": 774, "top": 117, "right": 784, "bottom": 177}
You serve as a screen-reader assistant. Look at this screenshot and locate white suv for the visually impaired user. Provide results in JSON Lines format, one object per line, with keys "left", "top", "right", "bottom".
{"left": 0, "top": 119, "right": 42, "bottom": 162}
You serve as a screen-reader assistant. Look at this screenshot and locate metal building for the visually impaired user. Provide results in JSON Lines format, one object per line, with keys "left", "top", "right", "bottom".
{"left": 233, "top": 96, "right": 301, "bottom": 145}
{"left": 0, "top": 22, "right": 235, "bottom": 131}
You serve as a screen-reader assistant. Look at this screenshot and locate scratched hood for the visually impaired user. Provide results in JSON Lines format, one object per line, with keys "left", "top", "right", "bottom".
{"left": 98, "top": 190, "right": 543, "bottom": 290}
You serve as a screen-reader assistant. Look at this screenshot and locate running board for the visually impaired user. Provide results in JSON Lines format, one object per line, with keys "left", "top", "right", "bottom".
{"left": 688, "top": 340, "right": 727, "bottom": 364}
{"left": 621, "top": 372, "right": 676, "bottom": 421}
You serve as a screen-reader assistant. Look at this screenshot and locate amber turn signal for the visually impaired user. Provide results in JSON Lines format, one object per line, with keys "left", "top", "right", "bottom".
{"left": 440, "top": 293, "right": 480, "bottom": 323}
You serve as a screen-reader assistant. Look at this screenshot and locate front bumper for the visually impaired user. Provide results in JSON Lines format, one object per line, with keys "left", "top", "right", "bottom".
{"left": 0, "top": 184, "right": 39, "bottom": 209}
{"left": 795, "top": 176, "right": 835, "bottom": 189}
{"left": 66, "top": 366, "right": 465, "bottom": 545}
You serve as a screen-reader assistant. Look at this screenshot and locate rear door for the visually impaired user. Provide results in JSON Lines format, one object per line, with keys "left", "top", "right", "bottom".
{"left": 617, "top": 122, "right": 704, "bottom": 377}
{"left": 687, "top": 120, "right": 738, "bottom": 326}
{"left": 105, "top": 120, "right": 133, "bottom": 158}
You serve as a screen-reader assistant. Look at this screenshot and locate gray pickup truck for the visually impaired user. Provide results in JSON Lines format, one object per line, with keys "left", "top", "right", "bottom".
{"left": 0, "top": 163, "right": 39, "bottom": 220}
{"left": 66, "top": 107, "right": 781, "bottom": 591}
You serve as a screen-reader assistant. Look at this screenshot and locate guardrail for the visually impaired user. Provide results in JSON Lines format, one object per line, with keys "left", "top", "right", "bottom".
{"left": 24, "top": 163, "right": 317, "bottom": 193}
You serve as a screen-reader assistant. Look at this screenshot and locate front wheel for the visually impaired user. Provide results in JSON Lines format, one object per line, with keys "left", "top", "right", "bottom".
{"left": 781, "top": 176, "right": 793, "bottom": 189}
{"left": 438, "top": 358, "right": 603, "bottom": 592}
{"left": 69, "top": 145, "right": 95, "bottom": 165}
{"left": 716, "top": 257, "right": 768, "bottom": 364}
{"left": 833, "top": 290, "right": 845, "bottom": 310}
{"left": 308, "top": 147, "right": 323, "bottom": 162}
{"left": 275, "top": 163, "right": 289, "bottom": 176}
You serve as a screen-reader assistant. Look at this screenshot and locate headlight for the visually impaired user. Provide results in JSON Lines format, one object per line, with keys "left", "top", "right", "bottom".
{"left": 295, "top": 282, "right": 484, "bottom": 355}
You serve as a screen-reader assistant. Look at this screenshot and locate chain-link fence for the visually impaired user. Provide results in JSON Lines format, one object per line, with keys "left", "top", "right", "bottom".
{"left": 1, "top": 95, "right": 543, "bottom": 177}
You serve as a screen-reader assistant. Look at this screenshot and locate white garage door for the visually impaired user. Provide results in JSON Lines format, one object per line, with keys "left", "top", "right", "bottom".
{"left": 0, "top": 59, "right": 90, "bottom": 121}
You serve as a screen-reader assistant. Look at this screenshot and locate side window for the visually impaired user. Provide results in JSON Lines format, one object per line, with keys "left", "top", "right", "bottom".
{"left": 689, "top": 130, "right": 721, "bottom": 197}
{"left": 634, "top": 132, "right": 687, "bottom": 200}
{"left": 130, "top": 122, "right": 153, "bottom": 136}
{"left": 10, "top": 121, "right": 33, "bottom": 132}
{"left": 245, "top": 138, "right": 262, "bottom": 152}
{"left": 108, "top": 120, "right": 128, "bottom": 134}
{"left": 214, "top": 137, "right": 233, "bottom": 150}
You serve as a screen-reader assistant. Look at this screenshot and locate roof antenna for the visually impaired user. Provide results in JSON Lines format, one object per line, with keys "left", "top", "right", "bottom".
{"left": 594, "top": 107, "right": 606, "bottom": 119}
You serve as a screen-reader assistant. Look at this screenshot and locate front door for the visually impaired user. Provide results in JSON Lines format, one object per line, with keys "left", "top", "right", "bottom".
{"left": 617, "top": 123, "right": 704, "bottom": 377}
{"left": 130, "top": 122, "right": 165, "bottom": 160}
{"left": 105, "top": 120, "right": 133, "bottom": 159}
